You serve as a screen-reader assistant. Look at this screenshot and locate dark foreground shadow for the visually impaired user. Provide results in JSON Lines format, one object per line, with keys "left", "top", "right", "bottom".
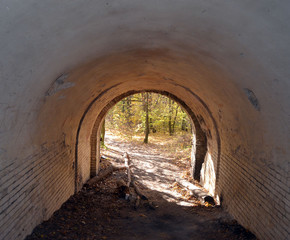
{"left": 25, "top": 162, "right": 256, "bottom": 240}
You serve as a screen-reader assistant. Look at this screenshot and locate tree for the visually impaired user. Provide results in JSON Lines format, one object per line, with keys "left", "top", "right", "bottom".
{"left": 104, "top": 92, "right": 192, "bottom": 141}
{"left": 167, "top": 98, "right": 179, "bottom": 136}
{"left": 171, "top": 104, "right": 179, "bottom": 135}
{"left": 143, "top": 92, "right": 149, "bottom": 143}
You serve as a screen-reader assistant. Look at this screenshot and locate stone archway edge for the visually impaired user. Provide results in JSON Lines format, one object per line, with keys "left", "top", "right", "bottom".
{"left": 75, "top": 82, "right": 220, "bottom": 198}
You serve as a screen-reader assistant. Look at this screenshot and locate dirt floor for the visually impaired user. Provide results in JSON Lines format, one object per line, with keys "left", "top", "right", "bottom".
{"left": 26, "top": 132, "right": 256, "bottom": 240}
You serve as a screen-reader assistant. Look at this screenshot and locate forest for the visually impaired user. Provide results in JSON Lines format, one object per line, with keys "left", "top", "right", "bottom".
{"left": 102, "top": 92, "right": 192, "bottom": 144}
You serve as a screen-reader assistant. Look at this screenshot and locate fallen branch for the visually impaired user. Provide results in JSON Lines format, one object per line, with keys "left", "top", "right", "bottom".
{"left": 123, "top": 152, "right": 131, "bottom": 187}
{"left": 123, "top": 152, "right": 155, "bottom": 209}
{"left": 116, "top": 178, "right": 130, "bottom": 199}
{"left": 132, "top": 180, "right": 148, "bottom": 200}
{"left": 175, "top": 178, "right": 215, "bottom": 205}
{"left": 86, "top": 165, "right": 126, "bottom": 186}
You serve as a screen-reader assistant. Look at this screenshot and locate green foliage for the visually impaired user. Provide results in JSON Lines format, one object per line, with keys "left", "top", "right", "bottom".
{"left": 105, "top": 93, "right": 192, "bottom": 137}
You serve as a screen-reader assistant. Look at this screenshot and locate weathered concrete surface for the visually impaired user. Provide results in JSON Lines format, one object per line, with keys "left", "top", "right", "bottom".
{"left": 0, "top": 1, "right": 289, "bottom": 240}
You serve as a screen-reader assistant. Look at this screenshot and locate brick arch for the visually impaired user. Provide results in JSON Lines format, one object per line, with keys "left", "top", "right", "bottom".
{"left": 76, "top": 82, "right": 220, "bottom": 197}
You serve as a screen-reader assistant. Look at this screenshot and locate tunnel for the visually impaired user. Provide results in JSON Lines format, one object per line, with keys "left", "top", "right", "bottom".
{"left": 0, "top": 1, "right": 289, "bottom": 240}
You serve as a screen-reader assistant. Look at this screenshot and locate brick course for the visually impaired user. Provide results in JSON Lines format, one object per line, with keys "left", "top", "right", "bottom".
{"left": 0, "top": 142, "right": 74, "bottom": 240}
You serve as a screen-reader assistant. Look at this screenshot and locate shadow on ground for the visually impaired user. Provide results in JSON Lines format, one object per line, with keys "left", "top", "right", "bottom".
{"left": 26, "top": 133, "right": 256, "bottom": 239}
{"left": 26, "top": 163, "right": 256, "bottom": 240}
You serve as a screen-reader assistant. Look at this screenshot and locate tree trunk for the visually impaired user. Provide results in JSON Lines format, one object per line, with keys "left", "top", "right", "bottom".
{"left": 144, "top": 92, "right": 149, "bottom": 143}
{"left": 122, "top": 99, "right": 125, "bottom": 113}
{"left": 126, "top": 96, "right": 132, "bottom": 127}
{"left": 172, "top": 105, "right": 179, "bottom": 135}
{"left": 168, "top": 99, "right": 173, "bottom": 136}
{"left": 181, "top": 115, "right": 187, "bottom": 131}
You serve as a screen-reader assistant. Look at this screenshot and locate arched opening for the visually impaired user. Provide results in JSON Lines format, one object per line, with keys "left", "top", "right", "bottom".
{"left": 94, "top": 91, "right": 207, "bottom": 202}
{"left": 75, "top": 86, "right": 219, "bottom": 197}
{"left": 93, "top": 90, "right": 207, "bottom": 183}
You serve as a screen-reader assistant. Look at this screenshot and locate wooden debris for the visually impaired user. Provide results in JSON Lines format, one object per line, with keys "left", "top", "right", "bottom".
{"left": 131, "top": 181, "right": 148, "bottom": 200}
{"left": 175, "top": 178, "right": 215, "bottom": 205}
{"left": 116, "top": 179, "right": 130, "bottom": 198}
{"left": 147, "top": 200, "right": 157, "bottom": 210}
{"left": 86, "top": 165, "right": 126, "bottom": 187}
{"left": 123, "top": 152, "right": 155, "bottom": 209}
{"left": 123, "top": 152, "right": 131, "bottom": 187}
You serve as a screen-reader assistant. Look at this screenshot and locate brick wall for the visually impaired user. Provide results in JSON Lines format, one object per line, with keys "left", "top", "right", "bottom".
{"left": 0, "top": 141, "right": 74, "bottom": 240}
{"left": 216, "top": 149, "right": 289, "bottom": 240}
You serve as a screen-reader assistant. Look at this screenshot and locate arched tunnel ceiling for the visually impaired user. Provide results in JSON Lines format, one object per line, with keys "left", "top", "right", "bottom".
{"left": 0, "top": 1, "right": 289, "bottom": 166}
{"left": 38, "top": 49, "right": 259, "bottom": 150}
{"left": 0, "top": 1, "right": 290, "bottom": 239}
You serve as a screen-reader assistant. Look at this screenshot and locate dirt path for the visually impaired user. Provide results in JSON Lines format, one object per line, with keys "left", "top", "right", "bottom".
{"left": 101, "top": 133, "right": 194, "bottom": 206}
{"left": 26, "top": 133, "right": 256, "bottom": 240}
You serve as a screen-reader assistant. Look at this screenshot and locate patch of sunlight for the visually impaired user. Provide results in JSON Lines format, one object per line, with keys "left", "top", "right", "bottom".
{"left": 140, "top": 177, "right": 198, "bottom": 206}
{"left": 200, "top": 152, "right": 216, "bottom": 196}
{"left": 177, "top": 201, "right": 195, "bottom": 207}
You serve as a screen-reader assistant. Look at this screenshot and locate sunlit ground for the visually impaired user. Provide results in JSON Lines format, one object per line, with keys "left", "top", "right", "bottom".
{"left": 101, "top": 130, "right": 205, "bottom": 207}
